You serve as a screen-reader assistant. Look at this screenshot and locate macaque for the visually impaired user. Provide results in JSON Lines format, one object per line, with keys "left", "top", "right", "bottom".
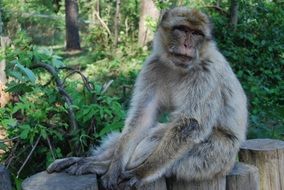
{"left": 47, "top": 7, "right": 247, "bottom": 190}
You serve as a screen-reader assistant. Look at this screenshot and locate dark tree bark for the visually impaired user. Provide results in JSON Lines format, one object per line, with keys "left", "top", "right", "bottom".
{"left": 65, "top": 0, "right": 81, "bottom": 51}
{"left": 138, "top": 0, "right": 159, "bottom": 47}
{"left": 229, "top": 0, "right": 239, "bottom": 29}
{"left": 114, "top": 0, "right": 121, "bottom": 47}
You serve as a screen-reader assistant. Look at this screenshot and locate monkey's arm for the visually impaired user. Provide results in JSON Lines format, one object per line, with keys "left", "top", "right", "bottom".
{"left": 123, "top": 72, "right": 222, "bottom": 185}
{"left": 101, "top": 60, "right": 162, "bottom": 189}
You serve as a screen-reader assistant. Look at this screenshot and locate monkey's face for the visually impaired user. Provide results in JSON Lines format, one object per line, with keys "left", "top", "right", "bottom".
{"left": 158, "top": 7, "right": 212, "bottom": 70}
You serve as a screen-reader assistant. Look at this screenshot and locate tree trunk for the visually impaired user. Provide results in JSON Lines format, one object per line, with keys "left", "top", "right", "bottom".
{"left": 226, "top": 162, "right": 259, "bottom": 190}
{"left": 114, "top": 0, "right": 121, "bottom": 47}
{"left": 239, "top": 139, "right": 284, "bottom": 190}
{"left": 138, "top": 0, "right": 159, "bottom": 47}
{"left": 65, "top": 0, "right": 81, "bottom": 51}
{"left": 229, "top": 0, "right": 239, "bottom": 29}
{"left": 167, "top": 175, "right": 226, "bottom": 190}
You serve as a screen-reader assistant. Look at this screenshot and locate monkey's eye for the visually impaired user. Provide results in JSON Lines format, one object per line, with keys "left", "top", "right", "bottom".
{"left": 191, "top": 30, "right": 204, "bottom": 36}
{"left": 173, "top": 25, "right": 189, "bottom": 32}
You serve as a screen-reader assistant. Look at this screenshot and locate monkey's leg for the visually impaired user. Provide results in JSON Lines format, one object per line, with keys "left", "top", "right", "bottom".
{"left": 101, "top": 95, "right": 160, "bottom": 189}
{"left": 47, "top": 132, "right": 121, "bottom": 175}
{"left": 167, "top": 128, "right": 239, "bottom": 181}
{"left": 92, "top": 132, "right": 121, "bottom": 161}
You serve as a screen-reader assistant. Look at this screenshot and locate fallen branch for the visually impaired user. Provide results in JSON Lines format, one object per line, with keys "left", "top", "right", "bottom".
{"left": 17, "top": 135, "right": 41, "bottom": 177}
{"left": 46, "top": 136, "right": 55, "bottom": 160}
{"left": 102, "top": 80, "right": 113, "bottom": 94}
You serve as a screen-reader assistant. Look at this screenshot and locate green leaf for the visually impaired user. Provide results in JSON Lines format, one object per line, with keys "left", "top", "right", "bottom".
{"left": 19, "top": 125, "right": 31, "bottom": 139}
{"left": 0, "top": 142, "right": 8, "bottom": 150}
{"left": 40, "top": 128, "right": 48, "bottom": 139}
{"left": 1, "top": 118, "right": 17, "bottom": 128}
{"left": 6, "top": 82, "right": 33, "bottom": 93}
{"left": 15, "top": 63, "right": 37, "bottom": 83}
{"left": 97, "top": 121, "right": 123, "bottom": 138}
{"left": 52, "top": 55, "right": 64, "bottom": 68}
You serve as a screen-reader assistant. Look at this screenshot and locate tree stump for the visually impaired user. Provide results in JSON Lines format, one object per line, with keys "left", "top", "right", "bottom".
{"left": 0, "top": 165, "right": 12, "bottom": 190}
{"left": 239, "top": 139, "right": 284, "bottom": 190}
{"left": 22, "top": 171, "right": 98, "bottom": 190}
{"left": 139, "top": 177, "right": 167, "bottom": 190}
{"left": 226, "top": 162, "right": 259, "bottom": 190}
{"left": 166, "top": 175, "right": 226, "bottom": 190}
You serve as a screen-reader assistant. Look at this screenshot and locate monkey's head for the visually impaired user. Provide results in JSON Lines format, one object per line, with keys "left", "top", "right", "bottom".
{"left": 154, "top": 7, "right": 212, "bottom": 70}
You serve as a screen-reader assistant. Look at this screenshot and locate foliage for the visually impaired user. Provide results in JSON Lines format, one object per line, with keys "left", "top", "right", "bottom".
{"left": 0, "top": 32, "right": 126, "bottom": 179}
{"left": 208, "top": 1, "right": 284, "bottom": 139}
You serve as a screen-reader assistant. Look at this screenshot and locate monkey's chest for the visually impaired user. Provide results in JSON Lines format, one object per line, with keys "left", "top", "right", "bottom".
{"left": 159, "top": 82, "right": 192, "bottom": 109}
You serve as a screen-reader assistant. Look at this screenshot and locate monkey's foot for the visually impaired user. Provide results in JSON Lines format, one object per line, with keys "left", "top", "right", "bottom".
{"left": 47, "top": 157, "right": 107, "bottom": 175}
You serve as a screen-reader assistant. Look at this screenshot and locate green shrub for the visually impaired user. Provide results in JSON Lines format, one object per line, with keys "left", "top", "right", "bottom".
{"left": 209, "top": 1, "right": 284, "bottom": 139}
{"left": 0, "top": 32, "right": 126, "bottom": 179}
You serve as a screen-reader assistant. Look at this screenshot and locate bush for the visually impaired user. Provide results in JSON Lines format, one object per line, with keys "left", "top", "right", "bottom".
{"left": 0, "top": 32, "right": 126, "bottom": 179}
{"left": 209, "top": 1, "right": 284, "bottom": 139}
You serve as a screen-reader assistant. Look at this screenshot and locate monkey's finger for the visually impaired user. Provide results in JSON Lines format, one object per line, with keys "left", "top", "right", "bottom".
{"left": 127, "top": 177, "right": 141, "bottom": 188}
{"left": 65, "top": 163, "right": 81, "bottom": 175}
{"left": 47, "top": 157, "right": 81, "bottom": 173}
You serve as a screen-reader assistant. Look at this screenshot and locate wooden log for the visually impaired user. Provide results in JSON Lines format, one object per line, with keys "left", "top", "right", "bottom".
{"left": 0, "top": 165, "right": 12, "bottom": 190}
{"left": 226, "top": 162, "right": 259, "bottom": 190}
{"left": 166, "top": 175, "right": 226, "bottom": 190}
{"left": 139, "top": 177, "right": 167, "bottom": 190}
{"left": 22, "top": 171, "right": 98, "bottom": 190}
{"left": 239, "top": 139, "right": 284, "bottom": 190}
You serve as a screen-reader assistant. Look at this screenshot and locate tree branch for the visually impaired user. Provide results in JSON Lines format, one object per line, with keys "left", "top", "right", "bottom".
{"left": 204, "top": 5, "right": 229, "bottom": 16}
{"left": 17, "top": 135, "right": 41, "bottom": 177}
{"left": 93, "top": 11, "right": 111, "bottom": 36}
{"left": 30, "top": 63, "right": 78, "bottom": 131}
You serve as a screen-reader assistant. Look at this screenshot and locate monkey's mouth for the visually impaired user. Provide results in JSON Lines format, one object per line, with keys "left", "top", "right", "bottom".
{"left": 171, "top": 53, "right": 193, "bottom": 68}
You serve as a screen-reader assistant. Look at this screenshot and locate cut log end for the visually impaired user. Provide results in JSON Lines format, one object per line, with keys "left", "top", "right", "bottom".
{"left": 239, "top": 138, "right": 284, "bottom": 190}
{"left": 241, "top": 139, "right": 284, "bottom": 151}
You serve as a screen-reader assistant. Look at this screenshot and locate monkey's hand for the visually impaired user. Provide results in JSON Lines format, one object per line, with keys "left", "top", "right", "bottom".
{"left": 119, "top": 169, "right": 143, "bottom": 188}
{"left": 101, "top": 161, "right": 122, "bottom": 190}
{"left": 47, "top": 157, "right": 81, "bottom": 173}
{"left": 47, "top": 157, "right": 108, "bottom": 175}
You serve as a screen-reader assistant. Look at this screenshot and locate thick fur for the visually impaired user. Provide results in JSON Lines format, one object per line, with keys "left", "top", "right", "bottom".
{"left": 47, "top": 7, "right": 247, "bottom": 189}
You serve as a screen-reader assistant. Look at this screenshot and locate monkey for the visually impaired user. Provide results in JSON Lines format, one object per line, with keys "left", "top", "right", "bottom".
{"left": 47, "top": 7, "right": 247, "bottom": 189}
